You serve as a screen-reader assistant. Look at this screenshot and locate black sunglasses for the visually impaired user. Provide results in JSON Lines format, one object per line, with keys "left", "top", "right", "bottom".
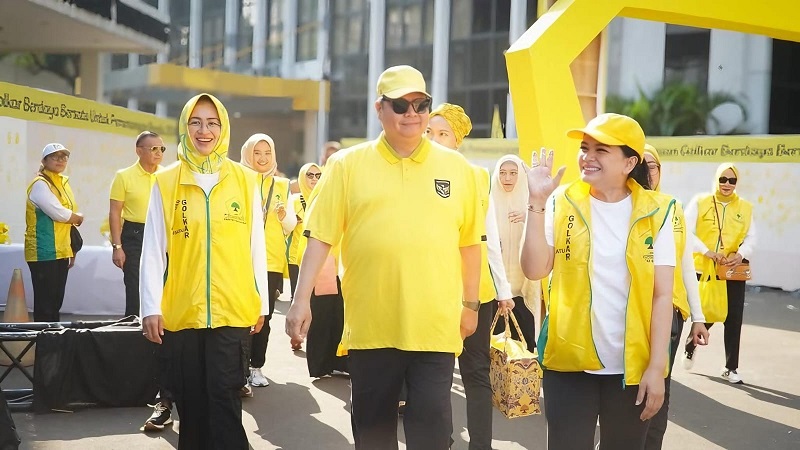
{"left": 719, "top": 176, "right": 737, "bottom": 185}
{"left": 139, "top": 145, "right": 167, "bottom": 154}
{"left": 306, "top": 172, "right": 322, "bottom": 180}
{"left": 382, "top": 96, "right": 432, "bottom": 115}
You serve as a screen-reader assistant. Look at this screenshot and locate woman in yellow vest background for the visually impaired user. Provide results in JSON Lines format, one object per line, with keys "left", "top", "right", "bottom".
{"left": 240, "top": 133, "right": 297, "bottom": 390}
{"left": 24, "top": 143, "right": 84, "bottom": 322}
{"left": 140, "top": 93, "right": 269, "bottom": 449}
{"left": 521, "top": 113, "right": 675, "bottom": 449}
{"left": 642, "top": 145, "right": 710, "bottom": 450}
{"left": 287, "top": 162, "right": 322, "bottom": 351}
{"left": 683, "top": 163, "right": 755, "bottom": 384}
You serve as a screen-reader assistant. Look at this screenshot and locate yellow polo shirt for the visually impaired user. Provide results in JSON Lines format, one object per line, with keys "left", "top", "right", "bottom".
{"left": 110, "top": 162, "right": 163, "bottom": 223}
{"left": 304, "top": 133, "right": 483, "bottom": 354}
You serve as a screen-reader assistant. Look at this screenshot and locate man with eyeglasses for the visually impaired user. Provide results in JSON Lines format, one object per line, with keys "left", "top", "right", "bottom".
{"left": 286, "top": 65, "right": 483, "bottom": 449}
{"left": 108, "top": 131, "right": 171, "bottom": 431}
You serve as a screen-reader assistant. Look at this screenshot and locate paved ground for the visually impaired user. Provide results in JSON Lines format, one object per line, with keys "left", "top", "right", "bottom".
{"left": 6, "top": 287, "right": 800, "bottom": 449}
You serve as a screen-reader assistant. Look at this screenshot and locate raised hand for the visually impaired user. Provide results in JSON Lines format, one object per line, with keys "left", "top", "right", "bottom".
{"left": 527, "top": 148, "right": 566, "bottom": 204}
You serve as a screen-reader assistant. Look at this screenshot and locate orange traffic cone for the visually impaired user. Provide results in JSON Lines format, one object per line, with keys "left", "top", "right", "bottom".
{"left": 0, "top": 268, "right": 34, "bottom": 367}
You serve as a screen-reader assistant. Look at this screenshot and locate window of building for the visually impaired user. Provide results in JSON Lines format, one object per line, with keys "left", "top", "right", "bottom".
{"left": 663, "top": 25, "right": 711, "bottom": 91}
{"left": 267, "top": 0, "right": 284, "bottom": 66}
{"left": 769, "top": 39, "right": 800, "bottom": 134}
{"left": 297, "top": 0, "right": 319, "bottom": 61}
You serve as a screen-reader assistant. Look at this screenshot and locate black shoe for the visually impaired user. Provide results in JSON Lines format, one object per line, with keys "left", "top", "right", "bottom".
{"left": 143, "top": 402, "right": 173, "bottom": 431}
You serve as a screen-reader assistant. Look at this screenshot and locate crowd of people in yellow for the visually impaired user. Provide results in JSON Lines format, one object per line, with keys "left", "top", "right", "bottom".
{"left": 16, "top": 64, "right": 757, "bottom": 450}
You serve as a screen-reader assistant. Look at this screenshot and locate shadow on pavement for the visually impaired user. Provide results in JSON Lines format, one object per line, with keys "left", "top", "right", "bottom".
{"left": 699, "top": 375, "right": 800, "bottom": 412}
{"left": 669, "top": 380, "right": 800, "bottom": 450}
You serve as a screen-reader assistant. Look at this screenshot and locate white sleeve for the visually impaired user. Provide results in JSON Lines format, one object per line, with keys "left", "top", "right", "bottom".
{"left": 139, "top": 184, "right": 167, "bottom": 318}
{"left": 684, "top": 196, "right": 709, "bottom": 255}
{"left": 251, "top": 185, "right": 271, "bottom": 315}
{"left": 737, "top": 217, "right": 757, "bottom": 260}
{"left": 681, "top": 237, "right": 705, "bottom": 322}
{"left": 485, "top": 198, "right": 513, "bottom": 300}
{"left": 653, "top": 211, "right": 676, "bottom": 267}
{"left": 29, "top": 180, "right": 73, "bottom": 222}
{"left": 544, "top": 194, "right": 555, "bottom": 246}
{"left": 280, "top": 195, "right": 298, "bottom": 234}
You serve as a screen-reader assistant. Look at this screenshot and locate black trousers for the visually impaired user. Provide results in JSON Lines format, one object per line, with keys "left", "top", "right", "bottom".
{"left": 458, "top": 300, "right": 496, "bottom": 450}
{"left": 120, "top": 221, "right": 144, "bottom": 317}
{"left": 307, "top": 280, "right": 347, "bottom": 377}
{"left": 492, "top": 296, "right": 536, "bottom": 352}
{"left": 349, "top": 349, "right": 455, "bottom": 450}
{"left": 28, "top": 258, "right": 69, "bottom": 322}
{"left": 0, "top": 391, "right": 20, "bottom": 450}
{"left": 162, "top": 327, "right": 250, "bottom": 450}
{"left": 645, "top": 308, "right": 684, "bottom": 450}
{"left": 685, "top": 279, "right": 746, "bottom": 371}
{"left": 249, "top": 271, "right": 282, "bottom": 369}
{"left": 543, "top": 370, "right": 649, "bottom": 450}
{"left": 288, "top": 263, "right": 299, "bottom": 302}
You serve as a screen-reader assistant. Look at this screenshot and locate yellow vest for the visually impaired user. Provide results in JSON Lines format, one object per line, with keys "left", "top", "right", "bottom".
{"left": 156, "top": 160, "right": 260, "bottom": 331}
{"left": 474, "top": 166, "right": 497, "bottom": 303}
{"left": 692, "top": 194, "right": 753, "bottom": 270}
{"left": 668, "top": 200, "right": 691, "bottom": 320}
{"left": 24, "top": 171, "right": 77, "bottom": 262}
{"left": 542, "top": 179, "right": 674, "bottom": 385}
{"left": 260, "top": 175, "right": 291, "bottom": 273}
{"left": 287, "top": 193, "right": 307, "bottom": 266}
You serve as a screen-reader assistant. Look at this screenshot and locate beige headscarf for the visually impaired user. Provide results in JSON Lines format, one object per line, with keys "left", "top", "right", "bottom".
{"left": 429, "top": 103, "right": 472, "bottom": 147}
{"left": 491, "top": 155, "right": 529, "bottom": 296}
{"left": 644, "top": 143, "right": 662, "bottom": 191}
{"left": 714, "top": 162, "right": 740, "bottom": 202}
{"left": 240, "top": 133, "right": 277, "bottom": 178}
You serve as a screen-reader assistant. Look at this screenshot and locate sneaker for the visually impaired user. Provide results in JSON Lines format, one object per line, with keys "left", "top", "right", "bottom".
{"left": 250, "top": 367, "right": 270, "bottom": 387}
{"left": 240, "top": 383, "right": 254, "bottom": 398}
{"left": 143, "top": 402, "right": 173, "bottom": 431}
{"left": 721, "top": 368, "right": 743, "bottom": 384}
{"left": 682, "top": 350, "right": 695, "bottom": 370}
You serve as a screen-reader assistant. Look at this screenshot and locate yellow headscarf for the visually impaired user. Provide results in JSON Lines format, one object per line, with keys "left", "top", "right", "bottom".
{"left": 429, "top": 103, "right": 472, "bottom": 147}
{"left": 298, "top": 162, "right": 322, "bottom": 201}
{"left": 644, "top": 143, "right": 662, "bottom": 191}
{"left": 714, "top": 162, "right": 740, "bottom": 202}
{"left": 240, "top": 133, "right": 277, "bottom": 178}
{"left": 178, "top": 93, "right": 230, "bottom": 174}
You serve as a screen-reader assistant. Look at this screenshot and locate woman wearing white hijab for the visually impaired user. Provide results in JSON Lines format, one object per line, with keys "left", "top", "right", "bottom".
{"left": 491, "top": 154, "right": 540, "bottom": 350}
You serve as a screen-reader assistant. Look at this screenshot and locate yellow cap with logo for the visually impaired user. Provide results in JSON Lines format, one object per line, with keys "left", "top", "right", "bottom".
{"left": 567, "top": 113, "right": 646, "bottom": 157}
{"left": 376, "top": 65, "right": 430, "bottom": 99}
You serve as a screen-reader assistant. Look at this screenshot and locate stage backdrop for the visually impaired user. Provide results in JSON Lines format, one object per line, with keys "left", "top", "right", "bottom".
{"left": 0, "top": 81, "right": 177, "bottom": 248}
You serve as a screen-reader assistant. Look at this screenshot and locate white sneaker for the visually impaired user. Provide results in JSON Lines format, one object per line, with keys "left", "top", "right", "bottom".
{"left": 721, "top": 368, "right": 743, "bottom": 384}
{"left": 250, "top": 367, "right": 270, "bottom": 387}
{"left": 682, "top": 350, "right": 695, "bottom": 370}
{"left": 240, "top": 383, "right": 253, "bottom": 398}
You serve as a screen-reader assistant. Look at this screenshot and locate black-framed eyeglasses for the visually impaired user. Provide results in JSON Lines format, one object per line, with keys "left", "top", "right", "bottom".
{"left": 306, "top": 172, "right": 322, "bottom": 180}
{"left": 719, "top": 176, "right": 737, "bottom": 185}
{"left": 382, "top": 96, "right": 432, "bottom": 115}
{"left": 139, "top": 145, "right": 167, "bottom": 154}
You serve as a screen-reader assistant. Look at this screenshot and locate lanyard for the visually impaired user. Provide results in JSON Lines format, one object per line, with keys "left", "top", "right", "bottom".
{"left": 261, "top": 176, "right": 275, "bottom": 227}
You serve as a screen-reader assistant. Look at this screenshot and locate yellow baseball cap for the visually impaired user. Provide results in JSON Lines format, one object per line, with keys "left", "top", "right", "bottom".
{"left": 376, "top": 65, "right": 430, "bottom": 99}
{"left": 566, "top": 113, "right": 646, "bottom": 157}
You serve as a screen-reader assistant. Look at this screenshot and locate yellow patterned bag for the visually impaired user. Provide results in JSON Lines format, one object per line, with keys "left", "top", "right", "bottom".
{"left": 489, "top": 309, "right": 543, "bottom": 418}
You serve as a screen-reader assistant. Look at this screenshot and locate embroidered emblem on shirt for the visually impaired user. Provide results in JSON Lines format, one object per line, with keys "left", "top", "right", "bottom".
{"left": 224, "top": 199, "right": 247, "bottom": 224}
{"left": 435, "top": 179, "right": 450, "bottom": 198}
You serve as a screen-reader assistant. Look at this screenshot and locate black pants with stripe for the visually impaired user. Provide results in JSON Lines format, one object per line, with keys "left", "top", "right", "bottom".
{"left": 28, "top": 258, "right": 69, "bottom": 323}
{"left": 162, "top": 327, "right": 250, "bottom": 450}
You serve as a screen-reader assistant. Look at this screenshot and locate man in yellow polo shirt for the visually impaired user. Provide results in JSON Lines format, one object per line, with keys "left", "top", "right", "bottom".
{"left": 108, "top": 131, "right": 169, "bottom": 431}
{"left": 286, "top": 65, "right": 483, "bottom": 449}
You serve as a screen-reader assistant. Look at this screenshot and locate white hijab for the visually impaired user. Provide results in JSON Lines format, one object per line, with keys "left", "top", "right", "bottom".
{"left": 490, "top": 155, "right": 529, "bottom": 296}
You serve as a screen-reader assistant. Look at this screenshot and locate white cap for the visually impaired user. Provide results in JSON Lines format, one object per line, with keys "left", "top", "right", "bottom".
{"left": 42, "top": 143, "right": 70, "bottom": 159}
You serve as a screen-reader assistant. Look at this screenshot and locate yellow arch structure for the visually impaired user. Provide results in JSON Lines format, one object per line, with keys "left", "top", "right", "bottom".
{"left": 506, "top": 0, "right": 800, "bottom": 179}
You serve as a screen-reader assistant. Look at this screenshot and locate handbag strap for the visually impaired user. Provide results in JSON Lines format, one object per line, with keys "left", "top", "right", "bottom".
{"left": 712, "top": 199, "right": 725, "bottom": 251}
{"left": 490, "top": 307, "right": 529, "bottom": 352}
{"left": 37, "top": 171, "right": 75, "bottom": 211}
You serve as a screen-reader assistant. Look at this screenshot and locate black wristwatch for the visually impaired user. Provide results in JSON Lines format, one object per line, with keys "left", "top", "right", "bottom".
{"left": 462, "top": 300, "right": 480, "bottom": 311}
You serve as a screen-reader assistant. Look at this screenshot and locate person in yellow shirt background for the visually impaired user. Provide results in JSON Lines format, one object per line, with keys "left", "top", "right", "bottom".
{"left": 683, "top": 163, "right": 756, "bottom": 384}
{"left": 25, "top": 143, "right": 84, "bottom": 323}
{"left": 139, "top": 93, "right": 269, "bottom": 449}
{"left": 521, "top": 114, "right": 675, "bottom": 449}
{"left": 240, "top": 133, "right": 297, "bottom": 390}
{"left": 286, "top": 65, "right": 483, "bottom": 449}
{"left": 108, "top": 130, "right": 171, "bottom": 431}
{"left": 426, "top": 102, "right": 514, "bottom": 450}
{"left": 287, "top": 162, "right": 323, "bottom": 351}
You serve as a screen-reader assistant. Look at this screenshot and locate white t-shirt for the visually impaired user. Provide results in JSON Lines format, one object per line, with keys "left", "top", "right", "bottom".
{"left": 545, "top": 193, "right": 676, "bottom": 375}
